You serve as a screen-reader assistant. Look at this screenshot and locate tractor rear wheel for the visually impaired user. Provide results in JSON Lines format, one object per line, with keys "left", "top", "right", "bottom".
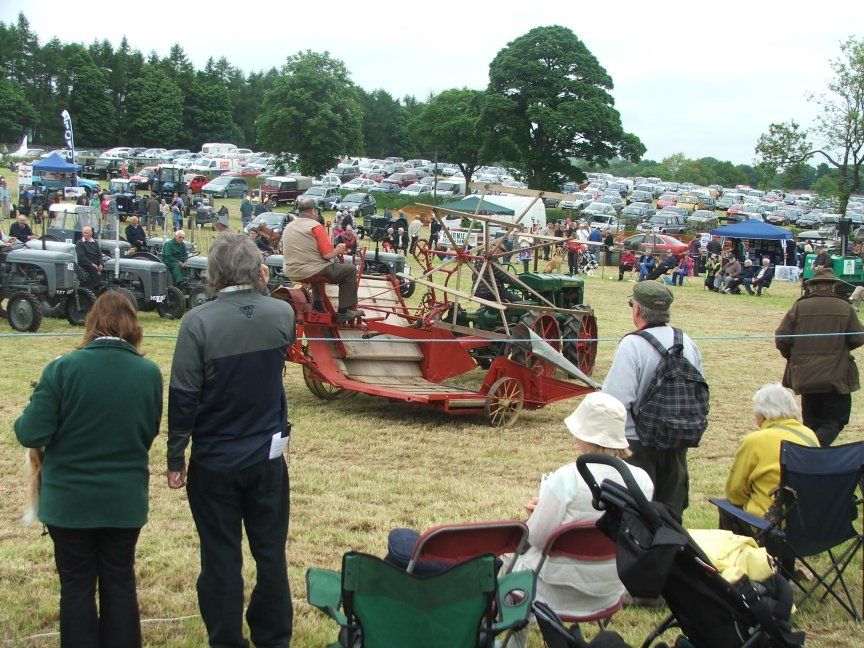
{"left": 562, "top": 311, "right": 598, "bottom": 376}
{"left": 302, "top": 364, "right": 344, "bottom": 400}
{"left": 7, "top": 292, "right": 43, "bottom": 332}
{"left": 111, "top": 287, "right": 138, "bottom": 311}
{"left": 66, "top": 288, "right": 97, "bottom": 326}
{"left": 157, "top": 286, "right": 186, "bottom": 320}
{"left": 508, "top": 311, "right": 562, "bottom": 375}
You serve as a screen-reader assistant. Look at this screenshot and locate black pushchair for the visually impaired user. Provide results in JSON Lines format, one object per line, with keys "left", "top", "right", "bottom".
{"left": 535, "top": 455, "right": 805, "bottom": 648}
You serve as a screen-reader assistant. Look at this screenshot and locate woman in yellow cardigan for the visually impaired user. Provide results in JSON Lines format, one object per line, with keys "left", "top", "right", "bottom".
{"left": 722, "top": 383, "right": 818, "bottom": 532}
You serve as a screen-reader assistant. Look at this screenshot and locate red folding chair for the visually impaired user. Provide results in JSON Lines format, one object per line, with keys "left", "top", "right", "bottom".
{"left": 406, "top": 520, "right": 530, "bottom": 575}
{"left": 535, "top": 521, "right": 621, "bottom": 628}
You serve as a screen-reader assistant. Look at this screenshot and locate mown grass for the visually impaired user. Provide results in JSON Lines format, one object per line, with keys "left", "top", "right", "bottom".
{"left": 0, "top": 171, "right": 862, "bottom": 646}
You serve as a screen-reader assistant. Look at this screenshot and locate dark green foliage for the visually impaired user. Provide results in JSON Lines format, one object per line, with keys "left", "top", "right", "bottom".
{"left": 410, "top": 88, "right": 490, "bottom": 185}
{"left": 124, "top": 66, "right": 183, "bottom": 147}
{"left": 485, "top": 25, "right": 645, "bottom": 190}
{"left": 256, "top": 51, "right": 364, "bottom": 177}
{"left": 0, "top": 75, "right": 37, "bottom": 141}
{"left": 67, "top": 53, "right": 116, "bottom": 148}
{"left": 183, "top": 79, "right": 242, "bottom": 148}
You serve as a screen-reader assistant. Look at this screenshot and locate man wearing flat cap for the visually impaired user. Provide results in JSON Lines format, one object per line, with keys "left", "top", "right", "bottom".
{"left": 602, "top": 281, "right": 704, "bottom": 518}
{"left": 776, "top": 268, "right": 864, "bottom": 446}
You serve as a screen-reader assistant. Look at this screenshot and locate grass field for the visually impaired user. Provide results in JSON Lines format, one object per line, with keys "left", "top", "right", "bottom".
{"left": 0, "top": 170, "right": 862, "bottom": 646}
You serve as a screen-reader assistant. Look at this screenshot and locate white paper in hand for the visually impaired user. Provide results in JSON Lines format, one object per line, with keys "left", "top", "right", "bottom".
{"left": 269, "top": 431, "right": 290, "bottom": 459}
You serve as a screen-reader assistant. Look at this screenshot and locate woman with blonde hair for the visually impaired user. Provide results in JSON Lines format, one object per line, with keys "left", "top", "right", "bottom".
{"left": 15, "top": 292, "right": 163, "bottom": 647}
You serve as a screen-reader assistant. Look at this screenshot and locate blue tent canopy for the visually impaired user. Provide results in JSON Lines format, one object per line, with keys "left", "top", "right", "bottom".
{"left": 31, "top": 153, "right": 82, "bottom": 173}
{"left": 710, "top": 219, "right": 793, "bottom": 240}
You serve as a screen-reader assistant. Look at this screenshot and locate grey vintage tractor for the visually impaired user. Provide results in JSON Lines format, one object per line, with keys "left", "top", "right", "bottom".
{"left": 263, "top": 255, "right": 293, "bottom": 293}
{"left": 26, "top": 240, "right": 172, "bottom": 317}
{"left": 343, "top": 251, "right": 415, "bottom": 297}
{"left": 1, "top": 243, "right": 92, "bottom": 331}
{"left": 43, "top": 203, "right": 132, "bottom": 258}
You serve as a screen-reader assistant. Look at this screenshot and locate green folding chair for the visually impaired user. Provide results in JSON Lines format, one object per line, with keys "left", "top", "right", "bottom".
{"left": 307, "top": 551, "right": 535, "bottom": 648}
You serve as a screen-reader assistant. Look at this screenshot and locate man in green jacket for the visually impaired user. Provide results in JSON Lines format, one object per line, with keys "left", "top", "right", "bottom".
{"left": 162, "top": 229, "right": 189, "bottom": 286}
{"left": 776, "top": 267, "right": 864, "bottom": 446}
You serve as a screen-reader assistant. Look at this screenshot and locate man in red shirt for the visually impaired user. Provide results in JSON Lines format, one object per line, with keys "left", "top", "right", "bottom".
{"left": 281, "top": 198, "right": 362, "bottom": 322}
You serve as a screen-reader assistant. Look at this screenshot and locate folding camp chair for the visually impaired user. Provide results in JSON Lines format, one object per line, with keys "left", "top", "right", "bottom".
{"left": 711, "top": 440, "right": 864, "bottom": 621}
{"left": 534, "top": 521, "right": 622, "bottom": 629}
{"left": 406, "top": 520, "right": 530, "bottom": 575}
{"left": 306, "top": 552, "right": 535, "bottom": 648}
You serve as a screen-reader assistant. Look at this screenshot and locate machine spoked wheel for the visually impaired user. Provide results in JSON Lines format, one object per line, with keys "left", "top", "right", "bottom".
{"left": 302, "top": 364, "right": 344, "bottom": 400}
{"left": 411, "top": 238, "right": 430, "bottom": 264}
{"left": 507, "top": 312, "right": 562, "bottom": 376}
{"left": 485, "top": 377, "right": 524, "bottom": 427}
{"left": 157, "top": 286, "right": 186, "bottom": 320}
{"left": 66, "top": 288, "right": 97, "bottom": 326}
{"left": 188, "top": 287, "right": 209, "bottom": 309}
{"left": 7, "top": 292, "right": 43, "bottom": 332}
{"left": 111, "top": 287, "right": 138, "bottom": 311}
{"left": 562, "top": 311, "right": 598, "bottom": 376}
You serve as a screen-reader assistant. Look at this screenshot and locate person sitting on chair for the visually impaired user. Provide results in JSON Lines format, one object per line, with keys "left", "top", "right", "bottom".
{"left": 671, "top": 254, "right": 694, "bottom": 286}
{"left": 509, "top": 392, "right": 654, "bottom": 642}
{"left": 747, "top": 258, "right": 774, "bottom": 296}
{"left": 618, "top": 249, "right": 637, "bottom": 281}
{"left": 281, "top": 197, "right": 362, "bottom": 322}
{"left": 637, "top": 254, "right": 655, "bottom": 281}
{"left": 125, "top": 215, "right": 148, "bottom": 254}
{"left": 335, "top": 224, "right": 358, "bottom": 255}
{"left": 720, "top": 383, "right": 818, "bottom": 537}
{"left": 162, "top": 230, "right": 189, "bottom": 287}
{"left": 704, "top": 254, "right": 721, "bottom": 291}
{"left": 726, "top": 258, "right": 756, "bottom": 294}
{"left": 648, "top": 251, "right": 676, "bottom": 281}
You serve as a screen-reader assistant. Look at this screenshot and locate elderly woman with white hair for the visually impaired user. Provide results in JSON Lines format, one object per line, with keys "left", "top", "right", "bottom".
{"left": 721, "top": 383, "right": 819, "bottom": 533}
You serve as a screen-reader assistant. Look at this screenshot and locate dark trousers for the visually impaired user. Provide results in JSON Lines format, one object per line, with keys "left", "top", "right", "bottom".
{"left": 801, "top": 391, "right": 852, "bottom": 447}
{"left": 567, "top": 251, "right": 579, "bottom": 275}
{"left": 626, "top": 440, "right": 689, "bottom": 517}
{"left": 187, "top": 458, "right": 292, "bottom": 648}
{"left": 618, "top": 263, "right": 633, "bottom": 280}
{"left": 47, "top": 526, "right": 142, "bottom": 648}
{"left": 305, "top": 262, "right": 358, "bottom": 311}
{"left": 409, "top": 235, "right": 418, "bottom": 255}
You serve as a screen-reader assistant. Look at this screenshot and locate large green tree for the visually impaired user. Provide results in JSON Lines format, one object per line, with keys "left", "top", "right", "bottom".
{"left": 484, "top": 25, "right": 644, "bottom": 190}
{"left": 359, "top": 89, "right": 409, "bottom": 159}
{"left": 755, "top": 37, "right": 864, "bottom": 214}
{"left": 123, "top": 65, "right": 183, "bottom": 146}
{"left": 256, "top": 51, "right": 363, "bottom": 176}
{"left": 0, "top": 74, "right": 37, "bottom": 141}
{"left": 410, "top": 88, "right": 490, "bottom": 186}
{"left": 182, "top": 78, "right": 242, "bottom": 147}
{"left": 67, "top": 52, "right": 116, "bottom": 148}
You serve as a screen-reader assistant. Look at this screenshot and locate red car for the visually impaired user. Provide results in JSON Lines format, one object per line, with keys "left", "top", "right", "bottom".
{"left": 384, "top": 172, "right": 418, "bottom": 187}
{"left": 621, "top": 234, "right": 689, "bottom": 258}
{"left": 362, "top": 171, "right": 384, "bottom": 182}
{"left": 184, "top": 173, "right": 209, "bottom": 194}
{"left": 656, "top": 193, "right": 678, "bottom": 209}
{"left": 129, "top": 166, "right": 158, "bottom": 189}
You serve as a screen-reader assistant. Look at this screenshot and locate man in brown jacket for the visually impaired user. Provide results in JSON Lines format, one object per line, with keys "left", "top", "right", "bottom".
{"left": 775, "top": 268, "right": 864, "bottom": 446}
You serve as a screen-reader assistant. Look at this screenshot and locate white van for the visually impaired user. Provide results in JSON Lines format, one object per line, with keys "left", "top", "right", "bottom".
{"left": 192, "top": 157, "right": 236, "bottom": 174}
{"left": 435, "top": 179, "right": 466, "bottom": 196}
{"left": 200, "top": 143, "right": 238, "bottom": 156}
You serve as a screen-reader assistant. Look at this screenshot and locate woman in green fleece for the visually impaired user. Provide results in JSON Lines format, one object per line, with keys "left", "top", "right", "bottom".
{"left": 15, "top": 292, "right": 163, "bottom": 648}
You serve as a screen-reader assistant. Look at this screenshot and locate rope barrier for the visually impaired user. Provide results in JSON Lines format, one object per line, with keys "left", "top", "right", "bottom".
{"left": 1, "top": 331, "right": 863, "bottom": 343}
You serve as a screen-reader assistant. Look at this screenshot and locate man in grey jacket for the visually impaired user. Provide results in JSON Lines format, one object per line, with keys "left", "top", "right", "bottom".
{"left": 602, "top": 281, "right": 703, "bottom": 517}
{"left": 167, "top": 231, "right": 296, "bottom": 647}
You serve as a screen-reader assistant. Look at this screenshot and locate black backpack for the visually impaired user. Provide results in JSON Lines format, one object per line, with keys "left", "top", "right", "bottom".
{"left": 630, "top": 328, "right": 709, "bottom": 449}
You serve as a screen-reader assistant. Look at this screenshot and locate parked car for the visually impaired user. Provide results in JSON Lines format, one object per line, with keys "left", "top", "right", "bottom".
{"left": 184, "top": 174, "right": 209, "bottom": 194}
{"left": 333, "top": 164, "right": 360, "bottom": 183}
{"left": 163, "top": 149, "right": 191, "bottom": 162}
{"left": 687, "top": 210, "right": 719, "bottom": 232}
{"left": 384, "top": 172, "right": 419, "bottom": 187}
{"left": 399, "top": 183, "right": 433, "bottom": 197}
{"left": 657, "top": 193, "right": 678, "bottom": 209}
{"left": 343, "top": 177, "right": 377, "bottom": 192}
{"left": 621, "top": 203, "right": 656, "bottom": 225}
{"left": 137, "top": 148, "right": 166, "bottom": 159}
{"left": 201, "top": 175, "right": 248, "bottom": 198}
{"left": 368, "top": 180, "right": 403, "bottom": 194}
{"left": 243, "top": 211, "right": 293, "bottom": 234}
{"left": 314, "top": 174, "right": 342, "bottom": 188}
{"left": 129, "top": 166, "right": 158, "bottom": 190}
{"left": 621, "top": 234, "right": 689, "bottom": 257}
{"left": 582, "top": 201, "right": 617, "bottom": 219}
{"left": 587, "top": 214, "right": 619, "bottom": 231}
{"left": 628, "top": 190, "right": 653, "bottom": 204}
{"left": 299, "top": 185, "right": 342, "bottom": 210}
{"left": 636, "top": 213, "right": 688, "bottom": 234}
{"left": 361, "top": 171, "right": 385, "bottom": 182}
{"left": 334, "top": 192, "right": 377, "bottom": 216}
{"left": 598, "top": 195, "right": 625, "bottom": 214}
{"left": 261, "top": 175, "right": 313, "bottom": 204}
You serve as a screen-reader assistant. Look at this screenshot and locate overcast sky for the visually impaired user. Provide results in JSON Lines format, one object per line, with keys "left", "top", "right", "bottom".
{"left": 4, "top": 0, "right": 861, "bottom": 163}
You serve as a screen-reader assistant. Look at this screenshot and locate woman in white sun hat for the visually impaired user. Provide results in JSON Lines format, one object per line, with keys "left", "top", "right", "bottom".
{"left": 511, "top": 392, "right": 654, "bottom": 621}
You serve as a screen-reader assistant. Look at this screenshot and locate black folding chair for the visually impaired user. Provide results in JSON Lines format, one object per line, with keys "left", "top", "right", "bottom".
{"left": 712, "top": 440, "right": 864, "bottom": 621}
